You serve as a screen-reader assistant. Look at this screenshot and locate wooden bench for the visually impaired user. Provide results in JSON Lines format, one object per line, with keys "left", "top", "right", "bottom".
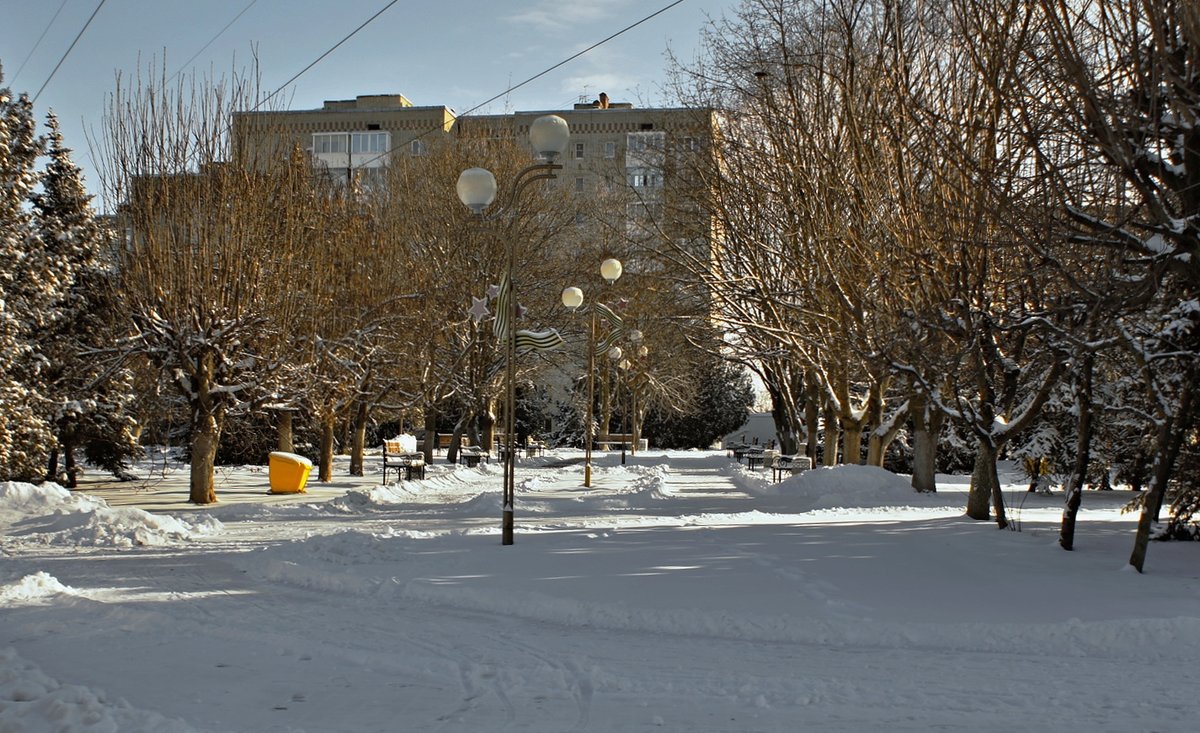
{"left": 382, "top": 440, "right": 426, "bottom": 483}
{"left": 596, "top": 433, "right": 635, "bottom": 450}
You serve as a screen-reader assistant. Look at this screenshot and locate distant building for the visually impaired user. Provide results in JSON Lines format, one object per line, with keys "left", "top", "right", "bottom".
{"left": 231, "top": 92, "right": 718, "bottom": 257}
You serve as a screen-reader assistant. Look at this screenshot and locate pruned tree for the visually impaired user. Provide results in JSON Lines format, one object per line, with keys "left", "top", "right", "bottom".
{"left": 100, "top": 65, "right": 324, "bottom": 504}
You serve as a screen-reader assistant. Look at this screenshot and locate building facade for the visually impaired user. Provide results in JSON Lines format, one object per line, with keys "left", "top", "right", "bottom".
{"left": 232, "top": 92, "right": 716, "bottom": 244}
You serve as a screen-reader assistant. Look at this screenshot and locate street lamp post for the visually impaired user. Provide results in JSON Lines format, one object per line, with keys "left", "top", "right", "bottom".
{"left": 626, "top": 329, "right": 645, "bottom": 460}
{"left": 457, "top": 114, "right": 570, "bottom": 546}
{"left": 561, "top": 258, "right": 622, "bottom": 487}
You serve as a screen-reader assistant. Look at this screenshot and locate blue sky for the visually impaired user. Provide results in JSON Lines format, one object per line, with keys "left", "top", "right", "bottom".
{"left": 1, "top": 0, "right": 733, "bottom": 206}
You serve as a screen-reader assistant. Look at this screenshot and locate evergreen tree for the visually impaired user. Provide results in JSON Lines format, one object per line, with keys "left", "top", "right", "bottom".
{"left": 0, "top": 73, "right": 53, "bottom": 481}
{"left": 642, "top": 357, "right": 754, "bottom": 450}
{"left": 32, "top": 112, "right": 139, "bottom": 485}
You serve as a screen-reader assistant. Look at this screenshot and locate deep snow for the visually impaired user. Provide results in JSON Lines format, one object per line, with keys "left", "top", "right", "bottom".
{"left": 1, "top": 450, "right": 1197, "bottom": 732}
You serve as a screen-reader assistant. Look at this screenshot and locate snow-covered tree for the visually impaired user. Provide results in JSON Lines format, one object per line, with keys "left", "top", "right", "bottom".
{"left": 641, "top": 353, "right": 754, "bottom": 449}
{"left": 31, "top": 112, "right": 139, "bottom": 485}
{"left": 1019, "top": 0, "right": 1199, "bottom": 570}
{"left": 0, "top": 72, "right": 53, "bottom": 481}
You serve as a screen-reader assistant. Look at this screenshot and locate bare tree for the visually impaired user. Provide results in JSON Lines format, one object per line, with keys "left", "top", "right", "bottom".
{"left": 101, "top": 66, "right": 322, "bottom": 503}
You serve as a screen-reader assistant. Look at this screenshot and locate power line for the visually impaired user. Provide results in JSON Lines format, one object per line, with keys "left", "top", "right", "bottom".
{"left": 459, "top": 0, "right": 686, "bottom": 121}
{"left": 252, "top": 0, "right": 404, "bottom": 114}
{"left": 33, "top": 0, "right": 108, "bottom": 103}
{"left": 10, "top": 0, "right": 70, "bottom": 88}
{"left": 355, "top": 0, "right": 688, "bottom": 170}
{"left": 168, "top": 0, "right": 260, "bottom": 85}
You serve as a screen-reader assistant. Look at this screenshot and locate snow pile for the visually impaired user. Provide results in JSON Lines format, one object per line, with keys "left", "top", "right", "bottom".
{"left": 587, "top": 465, "right": 673, "bottom": 509}
{"left": 0, "top": 647, "right": 202, "bottom": 733}
{"left": 0, "top": 482, "right": 221, "bottom": 548}
{"left": 0, "top": 572, "right": 77, "bottom": 606}
{"left": 325, "top": 482, "right": 421, "bottom": 512}
{"left": 735, "top": 464, "right": 955, "bottom": 511}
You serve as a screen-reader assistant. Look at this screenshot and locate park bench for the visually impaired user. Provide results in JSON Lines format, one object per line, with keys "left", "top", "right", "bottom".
{"left": 493, "top": 434, "right": 547, "bottom": 458}
{"left": 382, "top": 439, "right": 426, "bottom": 483}
{"left": 459, "top": 445, "right": 490, "bottom": 467}
{"left": 771, "top": 454, "right": 813, "bottom": 482}
{"left": 597, "top": 433, "right": 636, "bottom": 450}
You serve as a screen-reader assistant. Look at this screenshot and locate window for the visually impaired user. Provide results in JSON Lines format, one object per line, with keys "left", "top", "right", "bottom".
{"left": 410, "top": 139, "right": 427, "bottom": 156}
{"left": 604, "top": 141, "right": 616, "bottom": 159}
{"left": 351, "top": 132, "right": 388, "bottom": 154}
{"left": 681, "top": 136, "right": 699, "bottom": 152}
{"left": 575, "top": 177, "right": 586, "bottom": 192}
{"left": 627, "top": 168, "right": 662, "bottom": 189}
{"left": 574, "top": 142, "right": 585, "bottom": 160}
{"left": 626, "top": 131, "right": 665, "bottom": 169}
{"left": 313, "top": 133, "right": 347, "bottom": 154}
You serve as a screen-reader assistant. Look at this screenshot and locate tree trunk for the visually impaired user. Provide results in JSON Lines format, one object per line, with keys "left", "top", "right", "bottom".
{"left": 1059, "top": 371, "right": 1091, "bottom": 547}
{"left": 805, "top": 375, "right": 820, "bottom": 464}
{"left": 822, "top": 402, "right": 839, "bottom": 466}
{"left": 768, "top": 392, "right": 797, "bottom": 455}
{"left": 277, "top": 410, "right": 294, "bottom": 453}
{"left": 63, "top": 441, "right": 79, "bottom": 489}
{"left": 481, "top": 402, "right": 496, "bottom": 453}
{"left": 912, "top": 427, "right": 938, "bottom": 493}
{"left": 866, "top": 433, "right": 884, "bottom": 467}
{"left": 422, "top": 407, "right": 438, "bottom": 464}
{"left": 599, "top": 366, "right": 613, "bottom": 438}
{"left": 448, "top": 421, "right": 465, "bottom": 464}
{"left": 967, "top": 441, "right": 1007, "bottom": 528}
{"left": 910, "top": 392, "right": 940, "bottom": 493}
{"left": 349, "top": 401, "right": 367, "bottom": 476}
{"left": 319, "top": 411, "right": 335, "bottom": 482}
{"left": 1130, "top": 378, "right": 1194, "bottom": 572}
{"left": 864, "top": 380, "right": 886, "bottom": 467}
{"left": 189, "top": 412, "right": 220, "bottom": 504}
{"left": 45, "top": 447, "right": 60, "bottom": 484}
{"left": 841, "top": 421, "right": 863, "bottom": 465}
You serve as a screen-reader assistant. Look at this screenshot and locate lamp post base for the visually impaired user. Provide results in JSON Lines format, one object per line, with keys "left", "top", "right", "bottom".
{"left": 502, "top": 509, "right": 514, "bottom": 545}
{"left": 584, "top": 462, "right": 592, "bottom": 488}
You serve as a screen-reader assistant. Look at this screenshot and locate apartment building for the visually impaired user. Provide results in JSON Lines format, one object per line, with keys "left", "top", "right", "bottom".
{"left": 231, "top": 92, "right": 716, "bottom": 246}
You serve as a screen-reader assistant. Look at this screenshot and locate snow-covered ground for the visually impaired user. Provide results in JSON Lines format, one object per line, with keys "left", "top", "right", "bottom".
{"left": 2, "top": 450, "right": 1197, "bottom": 732}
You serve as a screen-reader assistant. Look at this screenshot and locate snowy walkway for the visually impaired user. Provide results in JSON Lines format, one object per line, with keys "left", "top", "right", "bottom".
{"left": 3, "top": 451, "right": 1198, "bottom": 732}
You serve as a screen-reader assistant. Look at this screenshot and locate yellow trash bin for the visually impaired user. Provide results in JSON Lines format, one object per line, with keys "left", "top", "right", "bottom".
{"left": 268, "top": 452, "right": 313, "bottom": 494}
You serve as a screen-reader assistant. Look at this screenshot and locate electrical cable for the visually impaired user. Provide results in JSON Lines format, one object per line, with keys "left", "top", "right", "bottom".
{"left": 9, "top": 0, "right": 70, "bottom": 88}
{"left": 168, "top": 0, "right": 260, "bottom": 85}
{"left": 250, "top": 0, "right": 404, "bottom": 114}
{"left": 352, "top": 0, "right": 688, "bottom": 170}
{"left": 33, "top": 0, "right": 108, "bottom": 103}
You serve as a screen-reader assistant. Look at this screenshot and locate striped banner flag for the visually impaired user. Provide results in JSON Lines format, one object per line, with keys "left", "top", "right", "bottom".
{"left": 492, "top": 272, "right": 511, "bottom": 342}
{"left": 593, "top": 301, "right": 626, "bottom": 354}
{"left": 515, "top": 328, "right": 565, "bottom": 354}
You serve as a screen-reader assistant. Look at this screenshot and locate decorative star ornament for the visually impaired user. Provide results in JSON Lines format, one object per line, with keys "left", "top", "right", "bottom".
{"left": 468, "top": 296, "right": 490, "bottom": 323}
{"left": 516, "top": 303, "right": 527, "bottom": 319}
{"left": 486, "top": 283, "right": 502, "bottom": 300}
